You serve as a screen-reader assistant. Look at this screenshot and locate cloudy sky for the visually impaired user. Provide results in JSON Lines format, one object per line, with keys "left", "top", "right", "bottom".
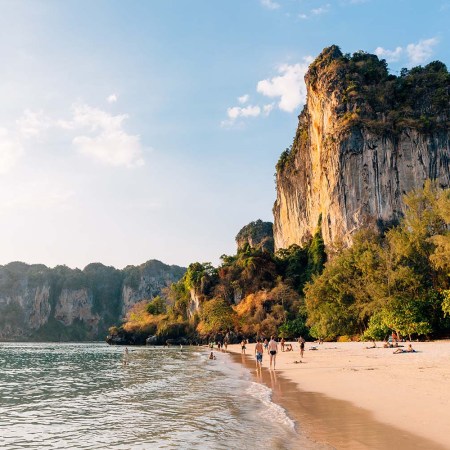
{"left": 0, "top": 0, "right": 448, "bottom": 269}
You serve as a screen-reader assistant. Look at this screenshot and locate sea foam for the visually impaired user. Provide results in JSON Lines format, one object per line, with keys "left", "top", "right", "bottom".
{"left": 246, "top": 381, "right": 296, "bottom": 430}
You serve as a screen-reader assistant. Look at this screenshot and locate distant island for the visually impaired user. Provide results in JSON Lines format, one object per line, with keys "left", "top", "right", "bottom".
{"left": 0, "top": 260, "right": 185, "bottom": 341}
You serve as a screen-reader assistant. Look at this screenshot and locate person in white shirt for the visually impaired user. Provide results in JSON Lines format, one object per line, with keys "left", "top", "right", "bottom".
{"left": 268, "top": 336, "right": 278, "bottom": 370}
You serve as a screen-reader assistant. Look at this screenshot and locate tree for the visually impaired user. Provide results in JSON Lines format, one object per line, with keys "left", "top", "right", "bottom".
{"left": 146, "top": 296, "right": 166, "bottom": 315}
{"left": 198, "top": 298, "right": 237, "bottom": 335}
{"left": 278, "top": 317, "right": 309, "bottom": 339}
{"left": 442, "top": 290, "right": 450, "bottom": 317}
{"left": 307, "top": 215, "right": 327, "bottom": 278}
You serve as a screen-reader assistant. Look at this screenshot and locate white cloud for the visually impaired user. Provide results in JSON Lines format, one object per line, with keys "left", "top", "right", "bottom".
{"left": 260, "top": 0, "right": 280, "bottom": 10}
{"left": 374, "top": 46, "right": 403, "bottom": 62}
{"left": 70, "top": 104, "right": 128, "bottom": 132}
{"left": 256, "top": 59, "right": 311, "bottom": 112}
{"left": 74, "top": 131, "right": 144, "bottom": 168}
{"left": 374, "top": 38, "right": 438, "bottom": 67}
{"left": 222, "top": 57, "right": 312, "bottom": 126}
{"left": 11, "top": 103, "right": 146, "bottom": 169}
{"left": 107, "top": 93, "right": 118, "bottom": 103}
{"left": 298, "top": 4, "right": 330, "bottom": 20}
{"left": 0, "top": 127, "right": 23, "bottom": 173}
{"left": 16, "top": 109, "right": 52, "bottom": 138}
{"left": 221, "top": 104, "right": 262, "bottom": 128}
{"left": 311, "top": 4, "right": 331, "bottom": 15}
{"left": 406, "top": 38, "right": 439, "bottom": 65}
{"left": 263, "top": 103, "right": 275, "bottom": 116}
{"left": 227, "top": 105, "right": 261, "bottom": 120}
{"left": 69, "top": 104, "right": 145, "bottom": 168}
{"left": 238, "top": 94, "right": 249, "bottom": 104}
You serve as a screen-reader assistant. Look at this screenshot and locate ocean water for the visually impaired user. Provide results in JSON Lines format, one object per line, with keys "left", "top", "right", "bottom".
{"left": 0, "top": 343, "right": 305, "bottom": 449}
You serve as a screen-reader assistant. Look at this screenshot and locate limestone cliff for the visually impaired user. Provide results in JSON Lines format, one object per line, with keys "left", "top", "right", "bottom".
{"left": 274, "top": 46, "right": 450, "bottom": 250}
{"left": 0, "top": 260, "right": 185, "bottom": 341}
{"left": 235, "top": 220, "right": 274, "bottom": 253}
{"left": 121, "top": 260, "right": 186, "bottom": 316}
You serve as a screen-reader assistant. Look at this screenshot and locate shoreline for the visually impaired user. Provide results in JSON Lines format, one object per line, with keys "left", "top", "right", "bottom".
{"left": 226, "top": 341, "right": 450, "bottom": 449}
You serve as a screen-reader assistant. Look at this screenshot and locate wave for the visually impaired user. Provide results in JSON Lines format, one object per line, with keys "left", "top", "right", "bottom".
{"left": 246, "top": 381, "right": 295, "bottom": 430}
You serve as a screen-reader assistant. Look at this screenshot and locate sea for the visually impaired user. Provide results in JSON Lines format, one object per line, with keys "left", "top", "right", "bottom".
{"left": 0, "top": 342, "right": 314, "bottom": 450}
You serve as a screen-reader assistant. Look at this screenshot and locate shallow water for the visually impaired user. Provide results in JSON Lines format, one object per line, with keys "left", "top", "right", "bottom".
{"left": 0, "top": 343, "right": 306, "bottom": 449}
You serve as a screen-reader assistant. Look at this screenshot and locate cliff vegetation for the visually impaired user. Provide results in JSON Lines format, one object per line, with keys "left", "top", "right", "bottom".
{"left": 277, "top": 45, "right": 450, "bottom": 174}
{"left": 115, "top": 183, "right": 450, "bottom": 343}
{"left": 305, "top": 181, "right": 450, "bottom": 340}
{"left": 113, "top": 220, "right": 326, "bottom": 343}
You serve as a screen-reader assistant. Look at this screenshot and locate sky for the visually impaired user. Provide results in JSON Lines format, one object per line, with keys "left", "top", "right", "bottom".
{"left": 0, "top": 0, "right": 449, "bottom": 270}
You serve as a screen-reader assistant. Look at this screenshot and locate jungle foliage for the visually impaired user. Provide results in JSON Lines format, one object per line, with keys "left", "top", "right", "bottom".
{"left": 305, "top": 181, "right": 450, "bottom": 341}
{"left": 120, "top": 182, "right": 450, "bottom": 343}
{"left": 119, "top": 220, "right": 327, "bottom": 341}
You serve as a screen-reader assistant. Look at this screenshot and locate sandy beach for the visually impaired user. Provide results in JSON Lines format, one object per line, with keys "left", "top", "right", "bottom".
{"left": 227, "top": 341, "right": 450, "bottom": 449}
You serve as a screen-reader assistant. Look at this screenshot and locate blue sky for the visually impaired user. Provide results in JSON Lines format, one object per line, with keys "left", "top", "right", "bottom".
{"left": 0, "top": 0, "right": 448, "bottom": 269}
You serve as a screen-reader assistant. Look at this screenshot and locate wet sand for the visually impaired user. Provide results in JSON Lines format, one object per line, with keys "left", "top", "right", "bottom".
{"left": 227, "top": 342, "right": 450, "bottom": 449}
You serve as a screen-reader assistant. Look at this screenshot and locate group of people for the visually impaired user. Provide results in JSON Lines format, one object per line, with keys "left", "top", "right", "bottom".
{"left": 209, "top": 340, "right": 228, "bottom": 351}
{"left": 366, "top": 339, "right": 417, "bottom": 353}
{"left": 254, "top": 336, "right": 279, "bottom": 370}
{"left": 253, "top": 336, "right": 306, "bottom": 370}
{"left": 279, "top": 338, "right": 294, "bottom": 352}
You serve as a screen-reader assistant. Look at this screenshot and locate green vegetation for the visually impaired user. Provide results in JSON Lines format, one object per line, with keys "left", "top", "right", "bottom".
{"left": 118, "top": 183, "right": 450, "bottom": 344}
{"left": 235, "top": 220, "right": 274, "bottom": 253}
{"left": 146, "top": 296, "right": 166, "bottom": 315}
{"left": 117, "top": 219, "right": 327, "bottom": 342}
{"left": 308, "top": 46, "right": 450, "bottom": 134}
{"left": 305, "top": 181, "right": 450, "bottom": 341}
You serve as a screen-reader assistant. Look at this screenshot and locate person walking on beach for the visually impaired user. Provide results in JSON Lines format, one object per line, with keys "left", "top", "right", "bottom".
{"left": 255, "top": 339, "right": 264, "bottom": 371}
{"left": 280, "top": 337, "right": 285, "bottom": 352}
{"left": 241, "top": 339, "right": 247, "bottom": 354}
{"left": 268, "top": 336, "right": 278, "bottom": 370}
{"left": 263, "top": 338, "right": 269, "bottom": 354}
{"left": 299, "top": 336, "right": 305, "bottom": 358}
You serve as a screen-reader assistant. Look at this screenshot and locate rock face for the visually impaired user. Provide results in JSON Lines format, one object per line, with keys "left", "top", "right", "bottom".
{"left": 54, "top": 288, "right": 99, "bottom": 332}
{"left": 235, "top": 220, "right": 274, "bottom": 253}
{"left": 274, "top": 46, "right": 450, "bottom": 250}
{"left": 0, "top": 260, "right": 185, "bottom": 341}
{"left": 121, "top": 260, "right": 186, "bottom": 316}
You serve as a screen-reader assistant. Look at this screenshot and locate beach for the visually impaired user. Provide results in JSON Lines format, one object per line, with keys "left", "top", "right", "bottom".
{"left": 227, "top": 341, "right": 450, "bottom": 449}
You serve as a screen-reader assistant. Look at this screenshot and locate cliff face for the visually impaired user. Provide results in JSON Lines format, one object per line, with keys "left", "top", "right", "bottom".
{"left": 235, "top": 220, "right": 274, "bottom": 253}
{"left": 121, "top": 260, "right": 185, "bottom": 316}
{"left": 274, "top": 46, "right": 450, "bottom": 250}
{"left": 0, "top": 260, "right": 185, "bottom": 341}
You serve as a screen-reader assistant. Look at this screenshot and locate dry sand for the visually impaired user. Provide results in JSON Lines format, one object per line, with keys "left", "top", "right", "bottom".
{"left": 227, "top": 341, "right": 450, "bottom": 449}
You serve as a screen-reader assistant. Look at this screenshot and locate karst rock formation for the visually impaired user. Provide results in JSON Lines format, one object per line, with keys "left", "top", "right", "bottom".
{"left": 273, "top": 45, "right": 450, "bottom": 250}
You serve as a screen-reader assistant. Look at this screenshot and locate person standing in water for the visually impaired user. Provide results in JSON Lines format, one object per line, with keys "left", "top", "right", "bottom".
{"left": 123, "top": 347, "right": 129, "bottom": 366}
{"left": 241, "top": 339, "right": 247, "bottom": 354}
{"left": 268, "top": 336, "right": 278, "bottom": 370}
{"left": 255, "top": 339, "right": 264, "bottom": 371}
